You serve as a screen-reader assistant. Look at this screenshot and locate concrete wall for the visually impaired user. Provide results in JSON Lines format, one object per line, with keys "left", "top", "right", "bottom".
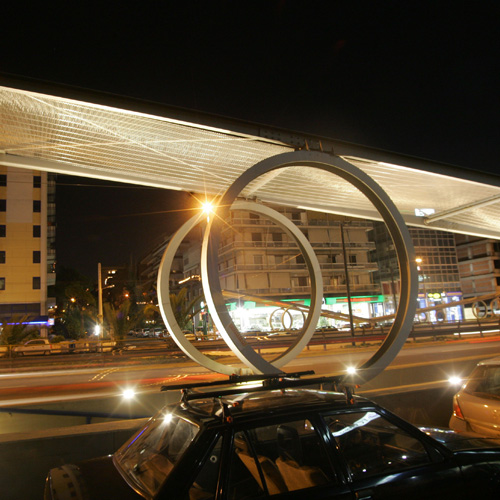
{"left": 0, "top": 417, "right": 147, "bottom": 500}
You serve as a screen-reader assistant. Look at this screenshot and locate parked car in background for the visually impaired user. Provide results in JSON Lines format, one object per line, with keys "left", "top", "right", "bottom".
{"left": 45, "top": 374, "right": 500, "bottom": 499}
{"left": 182, "top": 330, "right": 198, "bottom": 341}
{"left": 450, "top": 356, "right": 500, "bottom": 437}
{"left": 13, "top": 338, "right": 52, "bottom": 356}
{"left": 153, "top": 327, "right": 166, "bottom": 338}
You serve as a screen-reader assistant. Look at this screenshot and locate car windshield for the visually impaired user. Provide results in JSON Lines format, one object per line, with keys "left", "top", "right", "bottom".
{"left": 114, "top": 410, "right": 199, "bottom": 496}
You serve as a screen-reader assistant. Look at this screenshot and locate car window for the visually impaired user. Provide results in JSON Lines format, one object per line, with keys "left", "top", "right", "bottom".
{"left": 323, "top": 411, "right": 432, "bottom": 480}
{"left": 187, "top": 435, "right": 223, "bottom": 500}
{"left": 114, "top": 411, "right": 199, "bottom": 496}
{"left": 464, "top": 365, "right": 500, "bottom": 399}
{"left": 228, "top": 419, "right": 336, "bottom": 497}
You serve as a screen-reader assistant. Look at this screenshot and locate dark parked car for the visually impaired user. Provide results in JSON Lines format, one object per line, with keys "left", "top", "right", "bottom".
{"left": 45, "top": 374, "right": 500, "bottom": 499}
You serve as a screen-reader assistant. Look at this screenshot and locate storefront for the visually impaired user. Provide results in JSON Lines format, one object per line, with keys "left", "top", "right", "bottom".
{"left": 416, "top": 291, "right": 464, "bottom": 322}
{"left": 226, "top": 295, "right": 385, "bottom": 332}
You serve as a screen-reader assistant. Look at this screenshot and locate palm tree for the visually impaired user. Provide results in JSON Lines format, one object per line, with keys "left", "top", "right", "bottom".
{"left": 169, "top": 287, "right": 204, "bottom": 331}
{"left": 64, "top": 282, "right": 97, "bottom": 337}
{"left": 0, "top": 315, "right": 38, "bottom": 355}
{"left": 103, "top": 300, "right": 156, "bottom": 340}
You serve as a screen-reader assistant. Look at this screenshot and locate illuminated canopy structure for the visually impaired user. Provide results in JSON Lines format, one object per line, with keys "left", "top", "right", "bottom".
{"left": 1, "top": 75, "right": 500, "bottom": 380}
{"left": 1, "top": 76, "right": 500, "bottom": 239}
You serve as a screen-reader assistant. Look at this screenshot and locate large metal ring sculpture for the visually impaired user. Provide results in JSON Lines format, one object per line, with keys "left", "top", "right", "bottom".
{"left": 158, "top": 199, "right": 323, "bottom": 375}
{"left": 159, "top": 151, "right": 418, "bottom": 384}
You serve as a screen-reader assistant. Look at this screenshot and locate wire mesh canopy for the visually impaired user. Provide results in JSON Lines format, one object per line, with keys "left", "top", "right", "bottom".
{"left": 1, "top": 81, "right": 500, "bottom": 239}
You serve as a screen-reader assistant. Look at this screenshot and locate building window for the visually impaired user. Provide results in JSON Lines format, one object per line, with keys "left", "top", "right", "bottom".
{"left": 349, "top": 254, "right": 357, "bottom": 264}
{"left": 0, "top": 225, "right": 5, "bottom": 237}
{"left": 298, "top": 276, "right": 308, "bottom": 286}
{"left": 0, "top": 278, "right": 5, "bottom": 290}
{"left": 0, "top": 200, "right": 5, "bottom": 212}
{"left": 33, "top": 225, "right": 41, "bottom": 237}
{"left": 33, "top": 277, "right": 41, "bottom": 289}
{"left": 33, "top": 176, "right": 41, "bottom": 188}
{"left": 33, "top": 251, "right": 41, "bottom": 264}
{"left": 0, "top": 251, "right": 5, "bottom": 264}
{"left": 251, "top": 233, "right": 262, "bottom": 243}
{"left": 33, "top": 200, "right": 41, "bottom": 212}
{"left": 0, "top": 174, "right": 6, "bottom": 186}
{"left": 249, "top": 212, "right": 259, "bottom": 224}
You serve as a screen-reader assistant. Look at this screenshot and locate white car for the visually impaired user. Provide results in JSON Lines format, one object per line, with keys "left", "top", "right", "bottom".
{"left": 14, "top": 338, "right": 52, "bottom": 356}
{"left": 450, "top": 356, "right": 500, "bottom": 437}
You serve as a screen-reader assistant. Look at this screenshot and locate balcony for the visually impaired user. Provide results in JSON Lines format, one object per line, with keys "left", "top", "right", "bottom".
{"left": 239, "top": 283, "right": 382, "bottom": 297}
{"left": 227, "top": 217, "right": 374, "bottom": 229}
{"left": 219, "top": 263, "right": 379, "bottom": 273}
{"left": 219, "top": 240, "right": 376, "bottom": 255}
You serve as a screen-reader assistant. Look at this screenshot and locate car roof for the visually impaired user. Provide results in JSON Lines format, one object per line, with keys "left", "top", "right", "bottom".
{"left": 170, "top": 386, "right": 372, "bottom": 428}
{"left": 160, "top": 372, "right": 373, "bottom": 427}
{"left": 477, "top": 356, "right": 500, "bottom": 366}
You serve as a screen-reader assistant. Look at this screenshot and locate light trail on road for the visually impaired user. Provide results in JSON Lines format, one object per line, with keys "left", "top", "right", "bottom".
{"left": 0, "top": 338, "right": 498, "bottom": 408}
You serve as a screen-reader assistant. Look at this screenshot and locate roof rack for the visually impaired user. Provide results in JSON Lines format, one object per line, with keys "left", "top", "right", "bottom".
{"left": 160, "top": 370, "right": 315, "bottom": 392}
{"left": 161, "top": 371, "right": 355, "bottom": 405}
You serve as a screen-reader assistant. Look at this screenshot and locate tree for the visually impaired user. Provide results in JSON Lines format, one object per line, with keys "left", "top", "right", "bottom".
{"left": 0, "top": 315, "right": 38, "bottom": 346}
{"left": 169, "top": 287, "right": 204, "bottom": 331}
{"left": 54, "top": 268, "right": 97, "bottom": 338}
{"left": 103, "top": 300, "right": 152, "bottom": 340}
{"left": 60, "top": 284, "right": 97, "bottom": 338}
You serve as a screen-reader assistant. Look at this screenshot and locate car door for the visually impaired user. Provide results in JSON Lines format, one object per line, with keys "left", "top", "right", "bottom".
{"left": 321, "top": 410, "right": 468, "bottom": 500}
{"left": 23, "top": 340, "right": 38, "bottom": 355}
{"left": 222, "top": 416, "right": 355, "bottom": 499}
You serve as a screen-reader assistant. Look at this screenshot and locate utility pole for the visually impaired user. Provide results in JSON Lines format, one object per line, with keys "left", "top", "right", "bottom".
{"left": 340, "top": 222, "right": 356, "bottom": 346}
{"left": 98, "top": 262, "right": 103, "bottom": 338}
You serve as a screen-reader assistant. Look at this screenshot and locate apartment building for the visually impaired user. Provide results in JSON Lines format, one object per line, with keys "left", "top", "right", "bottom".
{"left": 0, "top": 166, "right": 56, "bottom": 333}
{"left": 175, "top": 205, "right": 380, "bottom": 331}
{"left": 455, "top": 234, "right": 500, "bottom": 316}
{"left": 369, "top": 223, "right": 463, "bottom": 321}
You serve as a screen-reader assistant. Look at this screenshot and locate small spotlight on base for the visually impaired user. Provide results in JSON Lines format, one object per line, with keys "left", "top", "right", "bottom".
{"left": 122, "top": 388, "right": 136, "bottom": 400}
{"left": 448, "top": 376, "right": 462, "bottom": 386}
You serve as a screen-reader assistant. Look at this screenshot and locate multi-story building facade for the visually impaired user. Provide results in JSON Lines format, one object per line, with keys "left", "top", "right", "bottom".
{"left": 369, "top": 223, "right": 463, "bottom": 322}
{"left": 174, "top": 205, "right": 380, "bottom": 331}
{"left": 455, "top": 234, "right": 500, "bottom": 317}
{"left": 410, "top": 227, "right": 463, "bottom": 321}
{"left": 141, "top": 206, "right": 470, "bottom": 332}
{"left": 139, "top": 229, "right": 201, "bottom": 299}
{"left": 0, "top": 166, "right": 56, "bottom": 335}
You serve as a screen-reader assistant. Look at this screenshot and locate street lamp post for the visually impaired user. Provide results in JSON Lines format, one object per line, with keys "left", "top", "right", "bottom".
{"left": 340, "top": 222, "right": 355, "bottom": 346}
{"left": 388, "top": 266, "right": 398, "bottom": 314}
{"left": 415, "top": 257, "right": 427, "bottom": 310}
{"left": 98, "top": 263, "right": 103, "bottom": 338}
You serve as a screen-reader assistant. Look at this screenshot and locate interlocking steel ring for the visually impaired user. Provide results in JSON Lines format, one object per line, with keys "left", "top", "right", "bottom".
{"left": 159, "top": 151, "right": 418, "bottom": 383}
{"left": 158, "top": 200, "right": 323, "bottom": 375}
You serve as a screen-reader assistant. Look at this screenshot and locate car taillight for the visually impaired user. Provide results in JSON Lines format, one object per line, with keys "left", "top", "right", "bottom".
{"left": 453, "top": 395, "right": 465, "bottom": 420}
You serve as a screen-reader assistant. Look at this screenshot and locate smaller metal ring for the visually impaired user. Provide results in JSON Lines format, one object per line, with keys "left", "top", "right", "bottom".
{"left": 472, "top": 300, "right": 489, "bottom": 319}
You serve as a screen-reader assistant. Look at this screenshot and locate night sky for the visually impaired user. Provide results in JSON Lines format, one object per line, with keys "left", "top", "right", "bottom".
{"left": 3, "top": 2, "right": 499, "bottom": 278}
